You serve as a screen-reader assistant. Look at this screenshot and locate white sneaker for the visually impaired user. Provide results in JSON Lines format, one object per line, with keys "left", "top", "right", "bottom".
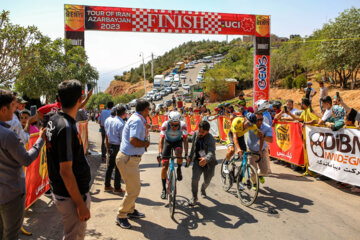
{"left": 223, "top": 162, "right": 229, "bottom": 174}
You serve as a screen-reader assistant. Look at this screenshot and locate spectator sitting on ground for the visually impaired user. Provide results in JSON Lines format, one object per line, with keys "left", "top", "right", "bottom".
{"left": 288, "top": 98, "right": 319, "bottom": 125}
{"left": 19, "top": 109, "right": 39, "bottom": 134}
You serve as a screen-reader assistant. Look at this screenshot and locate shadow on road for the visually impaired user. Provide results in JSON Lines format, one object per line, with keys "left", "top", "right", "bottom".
{"left": 269, "top": 173, "right": 314, "bottom": 182}
{"left": 172, "top": 195, "right": 258, "bottom": 231}
{"left": 250, "top": 186, "right": 313, "bottom": 215}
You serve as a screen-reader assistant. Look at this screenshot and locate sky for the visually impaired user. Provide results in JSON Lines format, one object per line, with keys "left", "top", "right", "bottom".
{"left": 3, "top": 0, "right": 360, "bottom": 91}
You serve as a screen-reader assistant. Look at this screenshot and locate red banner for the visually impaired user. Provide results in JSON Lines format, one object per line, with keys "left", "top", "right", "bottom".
{"left": 253, "top": 55, "right": 270, "bottom": 104}
{"left": 185, "top": 115, "right": 201, "bottom": 135}
{"left": 83, "top": 5, "right": 258, "bottom": 35}
{"left": 25, "top": 134, "right": 50, "bottom": 209}
{"left": 218, "top": 116, "right": 232, "bottom": 141}
{"left": 269, "top": 122, "right": 305, "bottom": 166}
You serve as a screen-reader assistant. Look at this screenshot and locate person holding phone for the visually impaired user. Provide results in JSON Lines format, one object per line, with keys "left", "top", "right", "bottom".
{"left": 19, "top": 109, "right": 39, "bottom": 134}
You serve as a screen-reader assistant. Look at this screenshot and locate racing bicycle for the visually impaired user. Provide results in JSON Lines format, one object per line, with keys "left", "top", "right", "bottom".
{"left": 160, "top": 152, "right": 188, "bottom": 218}
{"left": 220, "top": 152, "right": 261, "bottom": 206}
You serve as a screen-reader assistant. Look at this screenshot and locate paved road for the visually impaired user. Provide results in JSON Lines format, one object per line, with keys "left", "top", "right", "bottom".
{"left": 21, "top": 121, "right": 360, "bottom": 240}
{"left": 150, "top": 62, "right": 205, "bottom": 105}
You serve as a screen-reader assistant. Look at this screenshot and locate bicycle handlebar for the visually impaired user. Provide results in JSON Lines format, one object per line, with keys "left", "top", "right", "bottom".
{"left": 157, "top": 156, "right": 190, "bottom": 167}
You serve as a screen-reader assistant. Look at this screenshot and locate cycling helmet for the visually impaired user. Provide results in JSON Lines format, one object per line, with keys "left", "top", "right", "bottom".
{"left": 255, "top": 99, "right": 269, "bottom": 112}
{"left": 245, "top": 112, "right": 257, "bottom": 125}
{"left": 169, "top": 111, "right": 181, "bottom": 122}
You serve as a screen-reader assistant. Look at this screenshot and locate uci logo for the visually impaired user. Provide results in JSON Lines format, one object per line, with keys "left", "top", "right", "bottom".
{"left": 309, "top": 131, "right": 325, "bottom": 158}
{"left": 256, "top": 56, "right": 268, "bottom": 90}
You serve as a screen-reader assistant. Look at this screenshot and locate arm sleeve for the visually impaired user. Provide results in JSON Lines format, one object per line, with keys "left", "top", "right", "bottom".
{"left": 5, "top": 132, "right": 44, "bottom": 167}
{"left": 129, "top": 120, "right": 143, "bottom": 140}
{"left": 12, "top": 119, "right": 29, "bottom": 145}
{"left": 230, "top": 118, "right": 239, "bottom": 133}
{"left": 57, "top": 126, "right": 73, "bottom": 163}
{"left": 159, "top": 121, "right": 167, "bottom": 138}
{"left": 205, "top": 135, "right": 216, "bottom": 164}
{"left": 181, "top": 121, "right": 188, "bottom": 138}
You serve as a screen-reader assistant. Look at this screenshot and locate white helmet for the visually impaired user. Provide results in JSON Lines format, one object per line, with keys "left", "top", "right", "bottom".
{"left": 169, "top": 111, "right": 181, "bottom": 122}
{"left": 255, "top": 99, "right": 269, "bottom": 112}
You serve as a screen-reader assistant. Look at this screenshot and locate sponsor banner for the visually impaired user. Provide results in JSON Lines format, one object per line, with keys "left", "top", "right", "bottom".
{"left": 203, "top": 116, "right": 220, "bottom": 137}
{"left": 186, "top": 115, "right": 201, "bottom": 135}
{"left": 269, "top": 122, "right": 304, "bottom": 166}
{"left": 65, "top": 5, "right": 85, "bottom": 31}
{"left": 253, "top": 55, "right": 270, "bottom": 103}
{"left": 83, "top": 5, "right": 257, "bottom": 35}
{"left": 305, "top": 126, "right": 360, "bottom": 186}
{"left": 25, "top": 134, "right": 50, "bottom": 209}
{"left": 255, "top": 15, "right": 270, "bottom": 37}
{"left": 77, "top": 121, "right": 89, "bottom": 154}
{"left": 218, "top": 116, "right": 232, "bottom": 141}
{"left": 65, "top": 31, "right": 84, "bottom": 47}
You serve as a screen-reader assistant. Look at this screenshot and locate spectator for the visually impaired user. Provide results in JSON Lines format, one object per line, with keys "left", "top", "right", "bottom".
{"left": 255, "top": 100, "right": 272, "bottom": 126}
{"left": 246, "top": 112, "right": 274, "bottom": 182}
{"left": 288, "top": 98, "right": 319, "bottom": 124}
{"left": 19, "top": 109, "right": 39, "bottom": 134}
{"left": 304, "top": 82, "right": 317, "bottom": 103}
{"left": 339, "top": 97, "right": 360, "bottom": 124}
{"left": 104, "top": 106, "right": 127, "bottom": 194}
{"left": 318, "top": 96, "right": 333, "bottom": 126}
{"left": 99, "top": 101, "right": 114, "bottom": 161}
{"left": 0, "top": 89, "right": 45, "bottom": 240}
{"left": 187, "top": 121, "right": 217, "bottom": 206}
{"left": 6, "top": 96, "right": 31, "bottom": 145}
{"left": 319, "top": 81, "right": 328, "bottom": 113}
{"left": 115, "top": 99, "right": 150, "bottom": 229}
{"left": 274, "top": 99, "right": 299, "bottom": 121}
{"left": 200, "top": 94, "right": 205, "bottom": 106}
{"left": 325, "top": 96, "right": 346, "bottom": 131}
{"left": 46, "top": 80, "right": 91, "bottom": 239}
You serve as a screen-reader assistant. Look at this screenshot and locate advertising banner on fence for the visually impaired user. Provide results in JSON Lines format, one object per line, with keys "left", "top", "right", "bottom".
{"left": 83, "top": 5, "right": 259, "bottom": 35}
{"left": 202, "top": 116, "right": 219, "bottom": 137}
{"left": 305, "top": 126, "right": 360, "bottom": 186}
{"left": 25, "top": 134, "right": 50, "bottom": 209}
{"left": 186, "top": 115, "right": 201, "bottom": 135}
{"left": 269, "top": 122, "right": 305, "bottom": 166}
{"left": 218, "top": 116, "right": 231, "bottom": 141}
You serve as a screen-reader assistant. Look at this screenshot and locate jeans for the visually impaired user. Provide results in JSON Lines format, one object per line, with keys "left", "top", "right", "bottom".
{"left": 105, "top": 144, "right": 121, "bottom": 190}
{"left": 191, "top": 160, "right": 215, "bottom": 199}
{"left": 0, "top": 193, "right": 25, "bottom": 240}
{"left": 100, "top": 126, "right": 106, "bottom": 158}
{"left": 320, "top": 99, "right": 323, "bottom": 112}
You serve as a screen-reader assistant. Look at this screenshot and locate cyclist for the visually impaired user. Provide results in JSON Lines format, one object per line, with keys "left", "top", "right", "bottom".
{"left": 223, "top": 112, "right": 263, "bottom": 173}
{"left": 158, "top": 111, "right": 189, "bottom": 199}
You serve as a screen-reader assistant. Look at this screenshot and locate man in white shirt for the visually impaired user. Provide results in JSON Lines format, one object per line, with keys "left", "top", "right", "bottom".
{"left": 318, "top": 96, "right": 332, "bottom": 125}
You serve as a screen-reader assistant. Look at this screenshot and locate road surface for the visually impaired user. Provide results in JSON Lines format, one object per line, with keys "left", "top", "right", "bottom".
{"left": 21, "top": 121, "right": 360, "bottom": 240}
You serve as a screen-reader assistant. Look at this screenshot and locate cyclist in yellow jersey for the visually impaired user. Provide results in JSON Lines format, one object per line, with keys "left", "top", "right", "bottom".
{"left": 223, "top": 112, "right": 263, "bottom": 173}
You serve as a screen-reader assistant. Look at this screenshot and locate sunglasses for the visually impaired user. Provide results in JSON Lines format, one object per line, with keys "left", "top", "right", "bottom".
{"left": 170, "top": 124, "right": 179, "bottom": 128}
{"left": 257, "top": 118, "right": 264, "bottom": 121}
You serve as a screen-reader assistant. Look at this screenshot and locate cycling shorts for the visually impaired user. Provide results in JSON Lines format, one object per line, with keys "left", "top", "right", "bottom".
{"left": 227, "top": 131, "right": 247, "bottom": 152}
{"left": 162, "top": 139, "right": 183, "bottom": 163}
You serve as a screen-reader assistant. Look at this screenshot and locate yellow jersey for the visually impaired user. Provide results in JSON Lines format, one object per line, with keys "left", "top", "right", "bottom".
{"left": 299, "top": 108, "right": 319, "bottom": 122}
{"left": 230, "top": 117, "right": 259, "bottom": 137}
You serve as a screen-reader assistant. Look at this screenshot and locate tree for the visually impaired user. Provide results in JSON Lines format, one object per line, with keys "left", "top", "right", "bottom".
{"left": 0, "top": 10, "right": 41, "bottom": 87}
{"left": 15, "top": 38, "right": 98, "bottom": 100}
{"left": 86, "top": 92, "right": 113, "bottom": 110}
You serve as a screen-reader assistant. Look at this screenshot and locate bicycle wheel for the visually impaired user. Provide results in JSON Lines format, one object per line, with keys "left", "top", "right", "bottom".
{"left": 168, "top": 169, "right": 177, "bottom": 218}
{"left": 236, "top": 164, "right": 259, "bottom": 207}
{"left": 220, "top": 159, "right": 232, "bottom": 192}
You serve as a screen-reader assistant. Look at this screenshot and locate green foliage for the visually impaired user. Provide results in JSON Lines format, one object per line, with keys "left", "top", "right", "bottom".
{"left": 283, "top": 75, "right": 294, "bottom": 89}
{"left": 293, "top": 75, "right": 307, "bottom": 89}
{"left": 114, "top": 89, "right": 144, "bottom": 104}
{"left": 86, "top": 92, "right": 113, "bottom": 110}
{"left": 203, "top": 66, "right": 231, "bottom": 96}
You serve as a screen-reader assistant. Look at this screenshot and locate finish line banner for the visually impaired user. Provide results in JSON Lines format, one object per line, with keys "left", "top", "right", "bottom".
{"left": 305, "top": 126, "right": 360, "bottom": 186}
{"left": 64, "top": 4, "right": 271, "bottom": 36}
{"left": 269, "top": 122, "right": 304, "bottom": 166}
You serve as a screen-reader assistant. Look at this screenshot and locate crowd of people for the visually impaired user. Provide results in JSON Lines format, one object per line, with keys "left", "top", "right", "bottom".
{"left": 1, "top": 79, "right": 360, "bottom": 239}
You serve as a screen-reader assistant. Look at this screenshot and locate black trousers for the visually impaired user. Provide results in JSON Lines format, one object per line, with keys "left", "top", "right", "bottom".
{"left": 105, "top": 144, "right": 121, "bottom": 189}
{"left": 100, "top": 126, "right": 106, "bottom": 158}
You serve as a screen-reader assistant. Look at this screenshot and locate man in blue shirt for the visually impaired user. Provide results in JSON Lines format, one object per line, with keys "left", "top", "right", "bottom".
{"left": 115, "top": 99, "right": 150, "bottom": 229}
{"left": 99, "top": 102, "right": 114, "bottom": 161}
{"left": 104, "top": 106, "right": 127, "bottom": 194}
{"left": 246, "top": 113, "right": 273, "bottom": 185}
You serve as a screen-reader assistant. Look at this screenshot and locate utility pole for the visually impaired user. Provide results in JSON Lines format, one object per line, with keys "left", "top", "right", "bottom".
{"left": 140, "top": 52, "right": 147, "bottom": 95}
{"left": 151, "top": 53, "right": 154, "bottom": 79}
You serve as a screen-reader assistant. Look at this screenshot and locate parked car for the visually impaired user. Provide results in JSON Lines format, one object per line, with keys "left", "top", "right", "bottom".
{"left": 180, "top": 74, "right": 186, "bottom": 79}
{"left": 171, "top": 84, "right": 178, "bottom": 91}
{"left": 164, "top": 99, "right": 173, "bottom": 107}
{"left": 182, "top": 84, "right": 190, "bottom": 91}
{"left": 129, "top": 99, "right": 137, "bottom": 107}
{"left": 160, "top": 90, "right": 167, "bottom": 97}
{"left": 154, "top": 93, "right": 162, "bottom": 101}
{"left": 144, "top": 96, "right": 152, "bottom": 101}
{"left": 165, "top": 87, "right": 172, "bottom": 94}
